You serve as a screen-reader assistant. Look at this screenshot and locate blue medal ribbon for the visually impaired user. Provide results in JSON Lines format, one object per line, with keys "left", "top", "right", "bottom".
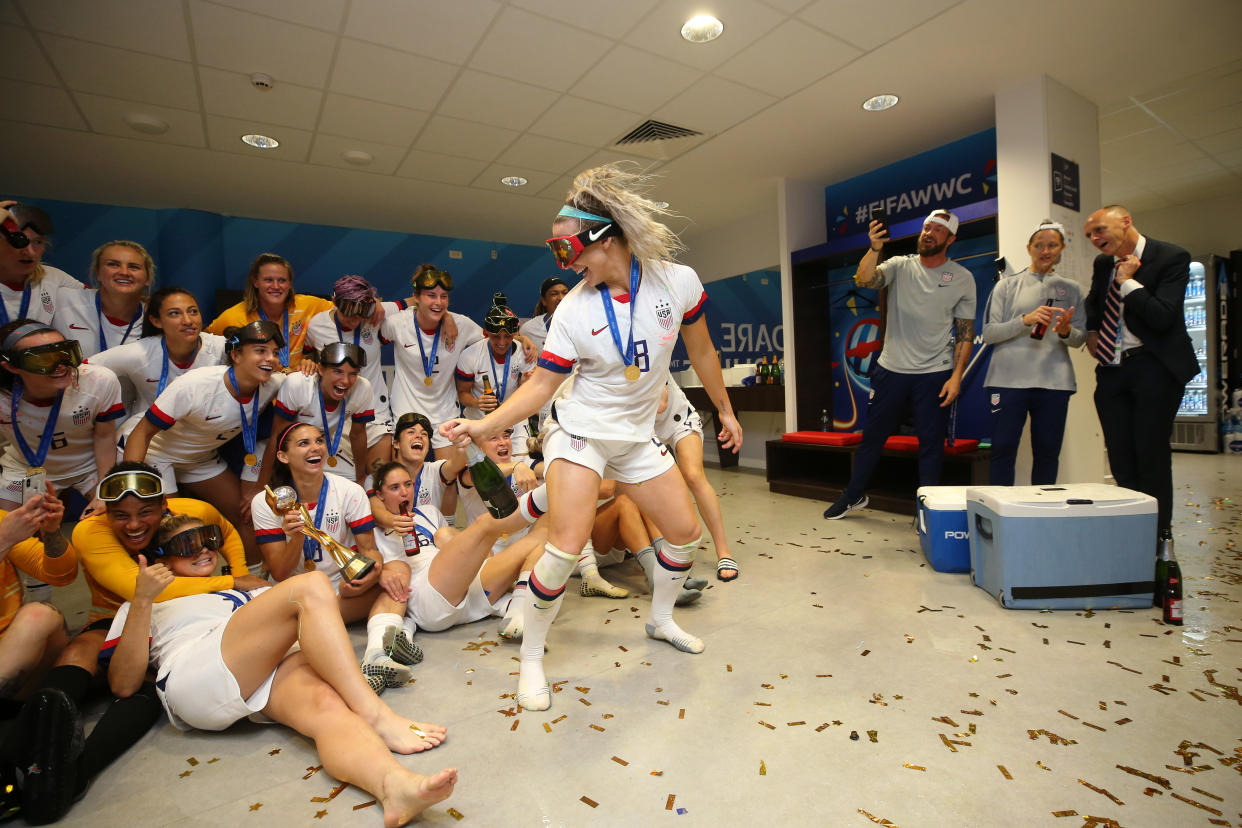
{"left": 94, "top": 293, "right": 142, "bottom": 353}
{"left": 489, "top": 346, "right": 512, "bottom": 403}
{"left": 597, "top": 255, "right": 641, "bottom": 372}
{"left": 318, "top": 384, "right": 349, "bottom": 464}
{"left": 333, "top": 313, "right": 363, "bottom": 347}
{"left": 412, "top": 463, "right": 424, "bottom": 506}
{"left": 227, "top": 366, "right": 260, "bottom": 457}
{"left": 0, "top": 283, "right": 33, "bottom": 326}
{"left": 157, "top": 336, "right": 201, "bottom": 395}
{"left": 415, "top": 321, "right": 441, "bottom": 384}
{"left": 303, "top": 475, "right": 330, "bottom": 563}
{"left": 258, "top": 308, "right": 291, "bottom": 367}
{"left": 9, "top": 380, "right": 63, "bottom": 467}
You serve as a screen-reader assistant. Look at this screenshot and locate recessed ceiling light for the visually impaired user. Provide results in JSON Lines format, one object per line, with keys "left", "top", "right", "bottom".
{"left": 862, "top": 94, "right": 899, "bottom": 112}
{"left": 241, "top": 133, "right": 280, "bottom": 149}
{"left": 123, "top": 112, "right": 169, "bottom": 135}
{"left": 342, "top": 149, "right": 373, "bottom": 166}
{"left": 654, "top": 201, "right": 670, "bottom": 209}
{"left": 500, "top": 176, "right": 528, "bottom": 187}
{"left": 681, "top": 14, "right": 723, "bottom": 43}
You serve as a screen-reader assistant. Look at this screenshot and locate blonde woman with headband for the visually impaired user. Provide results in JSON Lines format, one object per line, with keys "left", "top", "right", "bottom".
{"left": 52, "top": 240, "right": 153, "bottom": 359}
{"left": 982, "top": 219, "right": 1085, "bottom": 485}
{"left": 441, "top": 163, "right": 741, "bottom": 712}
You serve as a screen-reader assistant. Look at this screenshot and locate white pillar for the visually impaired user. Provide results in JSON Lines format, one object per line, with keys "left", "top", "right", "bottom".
{"left": 777, "top": 177, "right": 826, "bottom": 434}
{"left": 995, "top": 76, "right": 1106, "bottom": 485}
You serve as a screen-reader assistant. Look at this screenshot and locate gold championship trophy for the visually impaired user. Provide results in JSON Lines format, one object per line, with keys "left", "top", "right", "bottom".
{"left": 264, "top": 485, "right": 375, "bottom": 582}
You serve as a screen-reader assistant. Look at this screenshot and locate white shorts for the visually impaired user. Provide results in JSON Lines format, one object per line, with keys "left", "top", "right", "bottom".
{"left": 160, "top": 621, "right": 278, "bottom": 732}
{"left": 365, "top": 400, "right": 395, "bottom": 449}
{"left": 658, "top": 411, "right": 703, "bottom": 450}
{"left": 542, "top": 421, "right": 675, "bottom": 484}
{"left": 1, "top": 466, "right": 97, "bottom": 504}
{"left": 144, "top": 453, "right": 228, "bottom": 493}
{"left": 407, "top": 562, "right": 510, "bottom": 633}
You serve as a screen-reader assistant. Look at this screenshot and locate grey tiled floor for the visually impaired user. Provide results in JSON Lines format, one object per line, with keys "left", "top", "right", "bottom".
{"left": 51, "top": 453, "right": 1242, "bottom": 826}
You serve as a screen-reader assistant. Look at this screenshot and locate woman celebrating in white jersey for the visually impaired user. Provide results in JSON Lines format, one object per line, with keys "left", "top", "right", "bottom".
{"left": 442, "top": 163, "right": 741, "bottom": 712}
{"left": 52, "top": 240, "right": 153, "bottom": 359}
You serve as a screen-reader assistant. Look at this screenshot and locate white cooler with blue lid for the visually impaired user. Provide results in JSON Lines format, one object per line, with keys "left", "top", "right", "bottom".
{"left": 916, "top": 486, "right": 972, "bottom": 573}
{"left": 967, "top": 484, "right": 1157, "bottom": 609}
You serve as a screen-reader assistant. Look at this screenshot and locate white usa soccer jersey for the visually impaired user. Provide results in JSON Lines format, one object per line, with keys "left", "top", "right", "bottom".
{"left": 0, "top": 267, "right": 81, "bottom": 326}
{"left": 455, "top": 339, "right": 533, "bottom": 420}
{"left": 272, "top": 371, "right": 375, "bottom": 477}
{"left": 539, "top": 260, "right": 707, "bottom": 442}
{"left": 373, "top": 502, "right": 443, "bottom": 574}
{"left": 381, "top": 309, "right": 483, "bottom": 444}
{"left": 89, "top": 333, "right": 228, "bottom": 439}
{"left": 51, "top": 288, "right": 145, "bottom": 359}
{"left": 304, "top": 302, "right": 403, "bottom": 419}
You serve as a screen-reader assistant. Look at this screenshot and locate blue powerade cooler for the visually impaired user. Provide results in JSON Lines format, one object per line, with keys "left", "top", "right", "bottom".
{"left": 967, "top": 484, "right": 1157, "bottom": 609}
{"left": 916, "top": 486, "right": 971, "bottom": 573}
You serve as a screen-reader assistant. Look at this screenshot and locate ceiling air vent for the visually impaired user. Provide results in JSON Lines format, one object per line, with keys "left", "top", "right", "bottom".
{"left": 616, "top": 120, "right": 702, "bottom": 145}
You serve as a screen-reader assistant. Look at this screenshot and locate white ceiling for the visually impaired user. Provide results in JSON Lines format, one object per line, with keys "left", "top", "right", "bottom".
{"left": 1, "top": 0, "right": 1240, "bottom": 247}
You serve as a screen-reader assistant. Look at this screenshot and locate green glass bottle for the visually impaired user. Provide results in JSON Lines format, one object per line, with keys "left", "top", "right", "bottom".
{"left": 466, "top": 442, "right": 518, "bottom": 518}
{"left": 1154, "top": 529, "right": 1172, "bottom": 608}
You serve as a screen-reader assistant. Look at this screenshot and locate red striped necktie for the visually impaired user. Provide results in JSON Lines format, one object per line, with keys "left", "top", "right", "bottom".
{"left": 1096, "top": 267, "right": 1122, "bottom": 365}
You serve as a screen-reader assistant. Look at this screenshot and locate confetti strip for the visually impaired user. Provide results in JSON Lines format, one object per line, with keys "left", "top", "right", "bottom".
{"left": 816, "top": 723, "right": 831, "bottom": 732}
{"left": 867, "top": 730, "right": 878, "bottom": 743}
{"left": 208, "top": 758, "right": 220, "bottom": 764}
{"left": 1170, "top": 792, "right": 1223, "bottom": 816}
{"left": 1105, "top": 660, "right": 1142, "bottom": 674}
{"left": 657, "top": 700, "right": 670, "bottom": 706}
{"left": 650, "top": 771, "right": 663, "bottom": 777}
{"left": 679, "top": 709, "right": 685, "bottom": 719}
{"left": 353, "top": 800, "right": 376, "bottom": 811}
{"left": 618, "top": 646, "right": 627, "bottom": 652}
{"left": 552, "top": 715, "right": 566, "bottom": 724}
{"left": 933, "top": 716, "right": 959, "bottom": 727}
{"left": 857, "top": 808, "right": 900, "bottom": 826}
{"left": 580, "top": 797, "right": 598, "bottom": 808}
{"left": 1058, "top": 710, "right": 1079, "bottom": 720}
{"left": 903, "top": 764, "right": 925, "bottom": 772}
{"left": 590, "top": 724, "right": 605, "bottom": 732}
{"left": 1114, "top": 718, "right": 1132, "bottom": 726}
{"left": 446, "top": 808, "right": 464, "bottom": 821}
{"left": 997, "top": 765, "right": 1012, "bottom": 780}
{"left": 1082, "top": 722, "right": 1107, "bottom": 732}
{"left": 1036, "top": 761, "right": 1051, "bottom": 771}
{"left": 179, "top": 770, "right": 191, "bottom": 778}
{"left": 314, "top": 810, "right": 327, "bottom": 819}
{"left": 787, "top": 721, "right": 805, "bottom": 727}
{"left": 726, "top": 665, "right": 732, "bottom": 672}
{"left": 249, "top": 803, "right": 263, "bottom": 812}
{"left": 1051, "top": 811, "right": 1078, "bottom": 818}
{"left": 1115, "top": 765, "right": 1171, "bottom": 789}
{"left": 759, "top": 760, "right": 767, "bottom": 775}
{"left": 186, "top": 758, "right": 199, "bottom": 766}
{"left": 612, "top": 756, "right": 628, "bottom": 766}
{"left": 575, "top": 686, "right": 590, "bottom": 694}
{"left": 579, "top": 698, "right": 592, "bottom": 706}
{"left": 303, "top": 765, "right": 323, "bottom": 779}
{"left": 666, "top": 794, "right": 675, "bottom": 810}
{"left": 543, "top": 723, "right": 552, "bottom": 733}
{"left": 1191, "top": 787, "right": 1223, "bottom": 802}
{"left": 268, "top": 749, "right": 280, "bottom": 756}
{"left": 510, "top": 720, "right": 519, "bottom": 731}
{"left": 1078, "top": 779, "right": 1124, "bottom": 806}
{"left": 754, "top": 702, "right": 771, "bottom": 707}
{"left": 758, "top": 720, "right": 776, "bottom": 730}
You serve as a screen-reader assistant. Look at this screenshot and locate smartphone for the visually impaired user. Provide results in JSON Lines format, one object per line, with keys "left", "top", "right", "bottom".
{"left": 22, "top": 469, "right": 46, "bottom": 504}
{"left": 870, "top": 207, "right": 888, "bottom": 240}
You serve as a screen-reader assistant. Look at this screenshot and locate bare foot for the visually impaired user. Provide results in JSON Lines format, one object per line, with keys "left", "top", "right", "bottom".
{"left": 381, "top": 767, "right": 457, "bottom": 827}
{"left": 374, "top": 708, "right": 447, "bottom": 754}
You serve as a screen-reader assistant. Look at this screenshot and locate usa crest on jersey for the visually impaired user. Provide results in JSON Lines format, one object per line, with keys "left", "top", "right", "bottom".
{"left": 72, "top": 405, "right": 90, "bottom": 426}
{"left": 570, "top": 433, "right": 586, "bottom": 452}
{"left": 325, "top": 511, "right": 341, "bottom": 534}
{"left": 655, "top": 298, "right": 674, "bottom": 331}
{"left": 41, "top": 289, "right": 55, "bottom": 314}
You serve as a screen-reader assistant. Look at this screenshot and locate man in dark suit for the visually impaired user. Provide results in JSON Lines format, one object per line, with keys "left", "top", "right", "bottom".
{"left": 1084, "top": 205, "right": 1196, "bottom": 537}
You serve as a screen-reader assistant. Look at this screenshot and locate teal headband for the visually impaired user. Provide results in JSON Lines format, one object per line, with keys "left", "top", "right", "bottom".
{"left": 557, "top": 205, "right": 611, "bottom": 223}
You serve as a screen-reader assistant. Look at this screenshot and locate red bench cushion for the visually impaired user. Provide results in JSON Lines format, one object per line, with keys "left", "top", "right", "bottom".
{"left": 782, "top": 431, "right": 863, "bottom": 446}
{"left": 884, "top": 435, "right": 979, "bottom": 454}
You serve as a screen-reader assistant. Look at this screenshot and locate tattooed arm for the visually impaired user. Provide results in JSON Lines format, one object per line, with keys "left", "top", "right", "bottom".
{"left": 853, "top": 219, "right": 890, "bottom": 289}
{"left": 939, "top": 317, "right": 975, "bottom": 408}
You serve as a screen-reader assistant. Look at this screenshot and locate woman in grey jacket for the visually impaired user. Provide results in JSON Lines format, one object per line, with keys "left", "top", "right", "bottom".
{"left": 982, "top": 220, "right": 1085, "bottom": 485}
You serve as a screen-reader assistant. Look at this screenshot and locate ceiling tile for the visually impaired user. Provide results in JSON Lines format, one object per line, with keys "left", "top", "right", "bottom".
{"left": 1173, "top": 101, "right": 1242, "bottom": 140}
{"left": 1215, "top": 146, "right": 1242, "bottom": 170}
{"left": 715, "top": 18, "right": 860, "bottom": 97}
{"left": 622, "top": 0, "right": 785, "bottom": 72}
{"left": 799, "top": 0, "right": 958, "bottom": 51}
{"left": 0, "top": 24, "right": 58, "bottom": 86}
{"left": 329, "top": 38, "right": 457, "bottom": 111}
{"left": 1153, "top": 172, "right": 1242, "bottom": 205}
{"left": 0, "top": 2, "right": 21, "bottom": 25}
{"left": 415, "top": 115, "right": 516, "bottom": 161}
{"left": 40, "top": 34, "right": 198, "bottom": 109}
{"left": 528, "top": 96, "right": 644, "bottom": 146}
{"left": 308, "top": 133, "right": 403, "bottom": 175}
{"left": 654, "top": 75, "right": 776, "bottom": 135}
{"left": 1099, "top": 106, "right": 1161, "bottom": 143}
{"left": 1197, "top": 126, "right": 1242, "bottom": 155}
{"left": 761, "top": 0, "right": 814, "bottom": 12}
{"left": 471, "top": 163, "right": 557, "bottom": 194}
{"left": 1109, "top": 189, "right": 1171, "bottom": 213}
{"left": 73, "top": 92, "right": 206, "bottom": 147}
{"left": 537, "top": 172, "right": 575, "bottom": 199}
{"left": 204, "top": 114, "right": 312, "bottom": 161}
{"left": 496, "top": 134, "right": 595, "bottom": 175}
{"left": 190, "top": 0, "right": 336, "bottom": 89}
{"left": 318, "top": 94, "right": 428, "bottom": 145}
{"left": 344, "top": 0, "right": 500, "bottom": 65}
{"left": 1140, "top": 155, "right": 1226, "bottom": 186}
{"left": 198, "top": 67, "right": 322, "bottom": 130}
{"left": 571, "top": 45, "right": 701, "bottom": 114}
{"left": 1101, "top": 126, "right": 1180, "bottom": 161}
{"left": 202, "top": 0, "right": 347, "bottom": 31}
{"left": 21, "top": 0, "right": 190, "bottom": 61}
{"left": 469, "top": 7, "right": 613, "bottom": 92}
{"left": 438, "top": 70, "right": 557, "bottom": 131}
{"left": 0, "top": 78, "right": 85, "bottom": 130}
{"left": 396, "top": 149, "right": 488, "bottom": 186}
{"left": 509, "top": 0, "right": 659, "bottom": 37}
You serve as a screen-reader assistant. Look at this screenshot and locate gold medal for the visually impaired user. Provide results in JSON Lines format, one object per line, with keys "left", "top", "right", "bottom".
{"left": 304, "top": 558, "right": 316, "bottom": 573}
{"left": 326, "top": 456, "right": 337, "bottom": 468}
{"left": 25, "top": 466, "right": 46, "bottom": 478}
{"left": 625, "top": 364, "right": 641, "bottom": 381}
{"left": 424, "top": 376, "right": 434, "bottom": 386}
{"left": 244, "top": 453, "right": 258, "bottom": 467}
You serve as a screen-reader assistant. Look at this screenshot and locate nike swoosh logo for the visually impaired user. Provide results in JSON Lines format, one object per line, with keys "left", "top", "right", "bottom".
{"left": 205, "top": 414, "right": 222, "bottom": 421}
{"left": 592, "top": 326, "right": 608, "bottom": 336}
{"left": 404, "top": 343, "right": 417, "bottom": 348}
{"left": 68, "top": 324, "right": 87, "bottom": 329}
{"left": 145, "top": 378, "right": 159, "bottom": 383}
{"left": 588, "top": 226, "right": 607, "bottom": 242}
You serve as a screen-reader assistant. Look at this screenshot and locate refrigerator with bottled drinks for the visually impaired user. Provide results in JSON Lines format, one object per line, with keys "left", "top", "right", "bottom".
{"left": 1171, "top": 258, "right": 1223, "bottom": 452}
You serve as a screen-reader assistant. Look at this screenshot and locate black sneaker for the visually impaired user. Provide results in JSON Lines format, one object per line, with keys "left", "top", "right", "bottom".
{"left": 15, "top": 688, "right": 83, "bottom": 825}
{"left": 823, "top": 494, "right": 869, "bottom": 520}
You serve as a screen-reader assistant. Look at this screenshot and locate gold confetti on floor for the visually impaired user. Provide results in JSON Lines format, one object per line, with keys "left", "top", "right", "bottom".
{"left": 303, "top": 765, "right": 323, "bottom": 780}
{"left": 313, "top": 810, "right": 327, "bottom": 819}
{"left": 248, "top": 803, "right": 262, "bottom": 812}
{"left": 179, "top": 770, "right": 191, "bottom": 778}
{"left": 1078, "top": 779, "right": 1124, "bottom": 806}
{"left": 665, "top": 794, "right": 675, "bottom": 810}
{"left": 759, "top": 760, "right": 767, "bottom": 775}
{"left": 589, "top": 724, "right": 605, "bottom": 732}
{"left": 1051, "top": 810, "right": 1077, "bottom": 818}
{"left": 611, "top": 756, "right": 628, "bottom": 766}
{"left": 268, "top": 749, "right": 280, "bottom": 756}
{"left": 446, "top": 807, "right": 464, "bottom": 821}
{"left": 542, "top": 723, "right": 552, "bottom": 733}
{"left": 857, "top": 807, "right": 899, "bottom": 826}
{"left": 580, "top": 796, "right": 598, "bottom": 808}
{"left": 186, "top": 757, "right": 198, "bottom": 766}
{"left": 997, "top": 765, "right": 1012, "bottom": 780}
{"left": 758, "top": 720, "right": 776, "bottom": 730}
{"left": 903, "top": 763, "right": 925, "bottom": 772}
{"left": 1170, "top": 792, "right": 1224, "bottom": 816}
{"left": 352, "top": 800, "right": 376, "bottom": 810}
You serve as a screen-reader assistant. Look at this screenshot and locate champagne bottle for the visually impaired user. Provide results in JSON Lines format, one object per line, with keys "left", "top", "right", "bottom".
{"left": 1030, "top": 299, "right": 1055, "bottom": 340}
{"left": 756, "top": 356, "right": 767, "bottom": 384}
{"left": 767, "top": 353, "right": 778, "bottom": 384}
{"left": 398, "top": 502, "right": 419, "bottom": 555}
{"left": 1162, "top": 556, "right": 1183, "bottom": 626}
{"left": 465, "top": 442, "right": 518, "bottom": 518}
{"left": 1154, "top": 530, "right": 1172, "bottom": 607}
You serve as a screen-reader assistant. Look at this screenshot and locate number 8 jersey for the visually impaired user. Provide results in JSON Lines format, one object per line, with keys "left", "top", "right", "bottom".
{"left": 538, "top": 260, "right": 707, "bottom": 442}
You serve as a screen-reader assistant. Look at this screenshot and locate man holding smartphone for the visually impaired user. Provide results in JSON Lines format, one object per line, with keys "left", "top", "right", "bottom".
{"left": 824, "top": 209, "right": 977, "bottom": 519}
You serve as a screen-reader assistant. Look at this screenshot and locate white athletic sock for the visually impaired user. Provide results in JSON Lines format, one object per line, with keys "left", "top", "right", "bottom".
{"left": 401, "top": 615, "right": 417, "bottom": 642}
{"left": 518, "top": 592, "right": 563, "bottom": 711}
{"left": 499, "top": 570, "right": 530, "bottom": 639}
{"left": 518, "top": 484, "right": 549, "bottom": 523}
{"left": 529, "top": 542, "right": 577, "bottom": 609}
{"left": 646, "top": 538, "right": 703, "bottom": 654}
{"left": 365, "top": 613, "right": 403, "bottom": 661}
